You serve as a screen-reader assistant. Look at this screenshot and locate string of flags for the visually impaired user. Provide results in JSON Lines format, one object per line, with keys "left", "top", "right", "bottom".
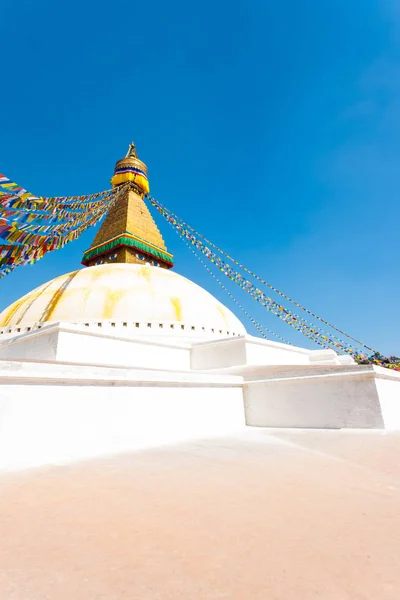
{"left": 148, "top": 197, "right": 377, "bottom": 354}
{"left": 0, "top": 197, "right": 114, "bottom": 240}
{"left": 181, "top": 234, "right": 293, "bottom": 345}
{"left": 0, "top": 189, "right": 115, "bottom": 211}
{"left": 149, "top": 196, "right": 362, "bottom": 356}
{"left": 147, "top": 194, "right": 399, "bottom": 370}
{"left": 0, "top": 172, "right": 127, "bottom": 279}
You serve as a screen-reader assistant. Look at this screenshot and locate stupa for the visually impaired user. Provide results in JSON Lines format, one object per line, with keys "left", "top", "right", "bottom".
{"left": 0, "top": 145, "right": 399, "bottom": 472}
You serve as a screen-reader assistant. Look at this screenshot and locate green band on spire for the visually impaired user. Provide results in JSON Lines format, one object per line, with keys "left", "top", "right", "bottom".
{"left": 82, "top": 234, "right": 174, "bottom": 266}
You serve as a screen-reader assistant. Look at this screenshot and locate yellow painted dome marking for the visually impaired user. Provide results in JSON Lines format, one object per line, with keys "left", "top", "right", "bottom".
{"left": 170, "top": 297, "right": 183, "bottom": 321}
{"left": 2, "top": 296, "right": 26, "bottom": 327}
{"left": 138, "top": 265, "right": 152, "bottom": 283}
{"left": 40, "top": 271, "right": 80, "bottom": 322}
{"left": 216, "top": 305, "right": 229, "bottom": 328}
{"left": 16, "top": 281, "right": 55, "bottom": 325}
{"left": 103, "top": 289, "right": 126, "bottom": 320}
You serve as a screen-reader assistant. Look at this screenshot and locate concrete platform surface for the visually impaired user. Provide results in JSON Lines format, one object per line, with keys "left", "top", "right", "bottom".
{"left": 1, "top": 428, "right": 400, "bottom": 599}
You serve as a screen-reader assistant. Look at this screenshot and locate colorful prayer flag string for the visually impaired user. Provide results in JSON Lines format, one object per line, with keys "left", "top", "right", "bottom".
{"left": 181, "top": 235, "right": 293, "bottom": 344}
{"left": 147, "top": 194, "right": 398, "bottom": 369}
{"left": 0, "top": 183, "right": 128, "bottom": 278}
{"left": 150, "top": 201, "right": 357, "bottom": 354}
{"left": 0, "top": 194, "right": 115, "bottom": 242}
{"left": 148, "top": 196, "right": 377, "bottom": 354}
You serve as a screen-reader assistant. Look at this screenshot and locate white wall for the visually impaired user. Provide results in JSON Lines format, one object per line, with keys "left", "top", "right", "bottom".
{"left": 375, "top": 375, "right": 400, "bottom": 429}
{"left": 56, "top": 330, "right": 190, "bottom": 370}
{"left": 244, "top": 370, "right": 387, "bottom": 429}
{"left": 0, "top": 325, "right": 192, "bottom": 371}
{"left": 0, "top": 328, "right": 59, "bottom": 361}
{"left": 191, "top": 335, "right": 317, "bottom": 371}
{"left": 0, "top": 376, "right": 245, "bottom": 472}
{"left": 0, "top": 324, "right": 348, "bottom": 374}
{"left": 191, "top": 337, "right": 247, "bottom": 370}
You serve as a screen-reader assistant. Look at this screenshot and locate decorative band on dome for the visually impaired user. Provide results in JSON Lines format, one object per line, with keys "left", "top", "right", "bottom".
{"left": 115, "top": 166, "right": 147, "bottom": 177}
{"left": 111, "top": 167, "right": 149, "bottom": 193}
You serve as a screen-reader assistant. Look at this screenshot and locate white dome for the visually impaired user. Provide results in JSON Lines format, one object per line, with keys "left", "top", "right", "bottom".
{"left": 0, "top": 263, "right": 246, "bottom": 339}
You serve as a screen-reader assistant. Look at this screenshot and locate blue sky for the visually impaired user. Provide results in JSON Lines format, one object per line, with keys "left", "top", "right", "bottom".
{"left": 1, "top": 0, "right": 399, "bottom": 355}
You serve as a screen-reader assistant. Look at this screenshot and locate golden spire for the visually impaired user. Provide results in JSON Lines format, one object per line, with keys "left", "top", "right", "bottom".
{"left": 82, "top": 144, "right": 174, "bottom": 269}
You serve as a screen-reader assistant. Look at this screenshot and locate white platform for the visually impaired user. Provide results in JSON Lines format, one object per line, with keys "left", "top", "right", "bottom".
{"left": 0, "top": 322, "right": 399, "bottom": 472}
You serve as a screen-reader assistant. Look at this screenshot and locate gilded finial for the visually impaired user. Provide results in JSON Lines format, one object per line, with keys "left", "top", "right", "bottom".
{"left": 111, "top": 142, "right": 150, "bottom": 195}
{"left": 126, "top": 142, "right": 137, "bottom": 158}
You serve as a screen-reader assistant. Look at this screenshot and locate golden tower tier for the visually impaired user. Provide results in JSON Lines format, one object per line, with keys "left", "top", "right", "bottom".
{"left": 82, "top": 144, "right": 174, "bottom": 269}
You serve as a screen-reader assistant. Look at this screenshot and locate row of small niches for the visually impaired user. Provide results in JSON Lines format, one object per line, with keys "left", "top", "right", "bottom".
{"left": 0, "top": 323, "right": 239, "bottom": 336}
{"left": 82, "top": 322, "right": 238, "bottom": 336}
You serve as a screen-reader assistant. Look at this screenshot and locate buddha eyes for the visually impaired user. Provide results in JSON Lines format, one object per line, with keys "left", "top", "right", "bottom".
{"left": 135, "top": 253, "right": 159, "bottom": 267}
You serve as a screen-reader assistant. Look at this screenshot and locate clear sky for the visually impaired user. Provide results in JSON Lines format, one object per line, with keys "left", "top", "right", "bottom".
{"left": 1, "top": 0, "right": 399, "bottom": 355}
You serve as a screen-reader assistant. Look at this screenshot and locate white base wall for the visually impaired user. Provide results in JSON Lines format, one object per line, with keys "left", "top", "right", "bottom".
{"left": 375, "top": 377, "right": 400, "bottom": 429}
{"left": 0, "top": 323, "right": 192, "bottom": 371}
{"left": 191, "top": 335, "right": 318, "bottom": 369}
{"left": 244, "top": 365, "right": 400, "bottom": 429}
{"left": 0, "top": 361, "right": 244, "bottom": 472}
